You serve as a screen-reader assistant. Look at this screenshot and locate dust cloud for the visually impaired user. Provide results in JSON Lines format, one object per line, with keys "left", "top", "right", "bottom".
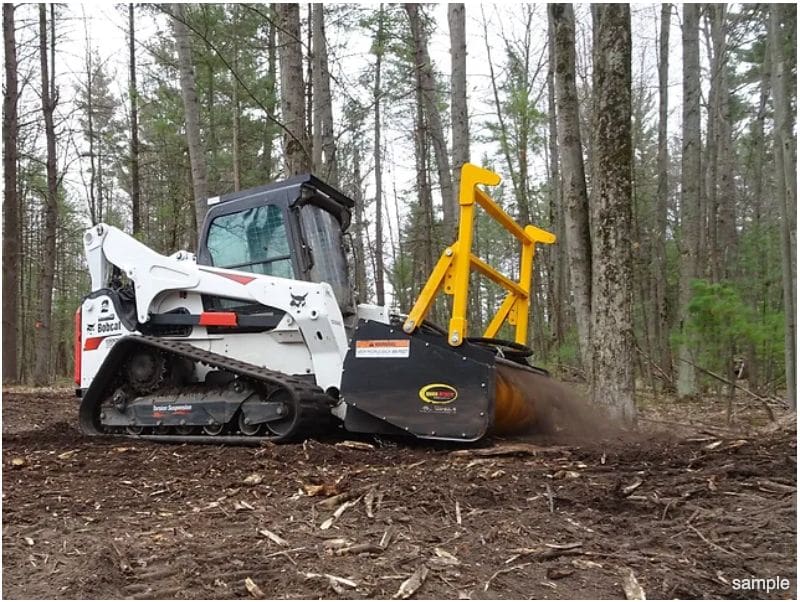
{"left": 494, "top": 363, "right": 623, "bottom": 440}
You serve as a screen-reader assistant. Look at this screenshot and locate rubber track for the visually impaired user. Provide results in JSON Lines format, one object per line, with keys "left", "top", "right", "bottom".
{"left": 79, "top": 335, "right": 335, "bottom": 443}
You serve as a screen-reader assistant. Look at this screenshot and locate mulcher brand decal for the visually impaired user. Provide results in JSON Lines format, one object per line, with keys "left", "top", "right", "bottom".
{"left": 355, "top": 339, "right": 410, "bottom": 358}
{"left": 419, "top": 383, "right": 458, "bottom": 404}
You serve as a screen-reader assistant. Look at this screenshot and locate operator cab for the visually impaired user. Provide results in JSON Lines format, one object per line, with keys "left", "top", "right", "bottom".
{"left": 197, "top": 175, "right": 356, "bottom": 317}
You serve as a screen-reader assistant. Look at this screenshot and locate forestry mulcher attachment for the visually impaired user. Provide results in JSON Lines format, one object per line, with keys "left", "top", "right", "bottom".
{"left": 76, "top": 164, "right": 556, "bottom": 443}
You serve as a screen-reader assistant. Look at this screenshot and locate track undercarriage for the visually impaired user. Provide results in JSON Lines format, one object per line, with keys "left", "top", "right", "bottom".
{"left": 79, "top": 336, "right": 336, "bottom": 444}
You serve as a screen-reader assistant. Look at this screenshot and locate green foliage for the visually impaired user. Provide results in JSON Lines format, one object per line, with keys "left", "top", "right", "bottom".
{"left": 682, "top": 279, "right": 784, "bottom": 380}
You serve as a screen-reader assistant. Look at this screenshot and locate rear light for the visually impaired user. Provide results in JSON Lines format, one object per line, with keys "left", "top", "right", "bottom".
{"left": 74, "top": 306, "right": 81, "bottom": 386}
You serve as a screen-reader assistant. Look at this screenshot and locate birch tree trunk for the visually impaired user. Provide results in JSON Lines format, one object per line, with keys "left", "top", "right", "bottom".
{"left": 405, "top": 3, "right": 455, "bottom": 238}
{"left": 769, "top": 4, "right": 797, "bottom": 407}
{"left": 677, "top": 3, "right": 702, "bottom": 399}
{"left": 276, "top": 3, "right": 311, "bottom": 176}
{"left": 3, "top": 3, "right": 19, "bottom": 382}
{"left": 550, "top": 3, "right": 592, "bottom": 374}
{"left": 312, "top": 4, "right": 337, "bottom": 185}
{"left": 129, "top": 4, "right": 141, "bottom": 234}
{"left": 448, "top": 3, "right": 468, "bottom": 205}
{"left": 34, "top": 3, "right": 59, "bottom": 385}
{"left": 589, "top": 3, "right": 635, "bottom": 421}
{"left": 172, "top": 3, "right": 208, "bottom": 236}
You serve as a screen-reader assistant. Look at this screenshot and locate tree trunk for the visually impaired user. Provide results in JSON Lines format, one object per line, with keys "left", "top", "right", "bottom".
{"left": 276, "top": 3, "right": 310, "bottom": 176}
{"left": 312, "top": 4, "right": 337, "bottom": 185}
{"left": 34, "top": 3, "right": 59, "bottom": 386}
{"left": 410, "top": 23, "right": 435, "bottom": 298}
{"left": 448, "top": 3, "right": 468, "bottom": 205}
{"left": 550, "top": 3, "right": 592, "bottom": 374}
{"left": 3, "top": 3, "right": 19, "bottom": 383}
{"left": 589, "top": 4, "right": 634, "bottom": 421}
{"left": 172, "top": 3, "right": 209, "bottom": 237}
{"left": 677, "top": 3, "right": 702, "bottom": 399}
{"left": 711, "top": 5, "right": 736, "bottom": 280}
{"left": 651, "top": 2, "right": 671, "bottom": 384}
{"left": 373, "top": 4, "right": 386, "bottom": 306}
{"left": 85, "top": 37, "right": 97, "bottom": 224}
{"left": 546, "top": 10, "right": 565, "bottom": 352}
{"left": 264, "top": 16, "right": 277, "bottom": 179}
{"left": 352, "top": 141, "right": 368, "bottom": 303}
{"left": 769, "top": 4, "right": 797, "bottom": 407}
{"left": 232, "top": 5, "right": 241, "bottom": 192}
{"left": 405, "top": 3, "right": 455, "bottom": 239}
{"left": 129, "top": 3, "right": 141, "bottom": 234}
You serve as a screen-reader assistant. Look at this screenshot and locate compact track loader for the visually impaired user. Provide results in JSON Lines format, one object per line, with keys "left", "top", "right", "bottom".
{"left": 76, "top": 164, "right": 556, "bottom": 443}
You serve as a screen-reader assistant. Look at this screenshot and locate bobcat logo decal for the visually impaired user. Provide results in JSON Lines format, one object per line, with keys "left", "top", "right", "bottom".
{"left": 290, "top": 292, "right": 308, "bottom": 308}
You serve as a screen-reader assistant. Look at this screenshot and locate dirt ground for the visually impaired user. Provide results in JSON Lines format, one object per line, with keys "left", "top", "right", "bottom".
{"left": 2, "top": 387, "right": 796, "bottom": 600}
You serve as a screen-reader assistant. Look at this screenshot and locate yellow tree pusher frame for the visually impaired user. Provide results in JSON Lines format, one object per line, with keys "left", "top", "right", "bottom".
{"left": 403, "top": 163, "right": 556, "bottom": 347}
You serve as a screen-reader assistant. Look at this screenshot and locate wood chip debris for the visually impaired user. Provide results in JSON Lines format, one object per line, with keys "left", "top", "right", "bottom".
{"left": 552, "top": 469, "right": 581, "bottom": 479}
{"left": 303, "top": 483, "right": 339, "bottom": 497}
{"left": 431, "top": 547, "right": 460, "bottom": 566}
{"left": 243, "top": 474, "right": 263, "bottom": 486}
{"left": 546, "top": 566, "right": 574, "bottom": 580}
{"left": 333, "top": 542, "right": 383, "bottom": 556}
{"left": 334, "top": 440, "right": 375, "bottom": 451}
{"left": 394, "top": 566, "right": 429, "bottom": 599}
{"left": 572, "top": 558, "right": 603, "bottom": 570}
{"left": 364, "top": 487, "right": 377, "bottom": 518}
{"left": 450, "top": 443, "right": 571, "bottom": 458}
{"left": 244, "top": 577, "right": 265, "bottom": 598}
{"left": 303, "top": 571, "right": 357, "bottom": 594}
{"left": 621, "top": 566, "right": 646, "bottom": 600}
{"left": 620, "top": 477, "right": 644, "bottom": 497}
{"left": 258, "top": 528, "right": 288, "bottom": 546}
{"left": 379, "top": 527, "right": 396, "bottom": 549}
{"left": 317, "top": 486, "right": 368, "bottom": 509}
{"left": 320, "top": 497, "right": 361, "bottom": 530}
{"left": 506, "top": 541, "right": 583, "bottom": 564}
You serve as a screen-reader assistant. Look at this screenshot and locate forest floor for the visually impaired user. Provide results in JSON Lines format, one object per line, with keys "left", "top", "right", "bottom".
{"left": 2, "top": 385, "right": 796, "bottom": 600}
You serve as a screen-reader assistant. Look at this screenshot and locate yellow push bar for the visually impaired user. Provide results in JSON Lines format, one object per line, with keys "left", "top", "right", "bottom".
{"left": 402, "top": 163, "right": 556, "bottom": 346}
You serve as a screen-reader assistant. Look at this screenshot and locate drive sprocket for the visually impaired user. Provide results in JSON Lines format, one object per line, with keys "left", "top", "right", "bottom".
{"left": 123, "top": 347, "right": 167, "bottom": 395}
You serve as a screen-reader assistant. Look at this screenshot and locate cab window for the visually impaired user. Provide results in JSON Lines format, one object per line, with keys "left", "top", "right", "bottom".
{"left": 206, "top": 205, "right": 294, "bottom": 279}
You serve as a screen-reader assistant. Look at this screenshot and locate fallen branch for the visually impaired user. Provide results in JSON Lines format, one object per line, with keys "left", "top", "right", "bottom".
{"left": 677, "top": 358, "right": 777, "bottom": 421}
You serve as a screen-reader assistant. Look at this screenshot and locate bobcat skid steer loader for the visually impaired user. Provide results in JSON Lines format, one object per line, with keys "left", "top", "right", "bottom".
{"left": 75, "top": 164, "right": 556, "bottom": 443}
